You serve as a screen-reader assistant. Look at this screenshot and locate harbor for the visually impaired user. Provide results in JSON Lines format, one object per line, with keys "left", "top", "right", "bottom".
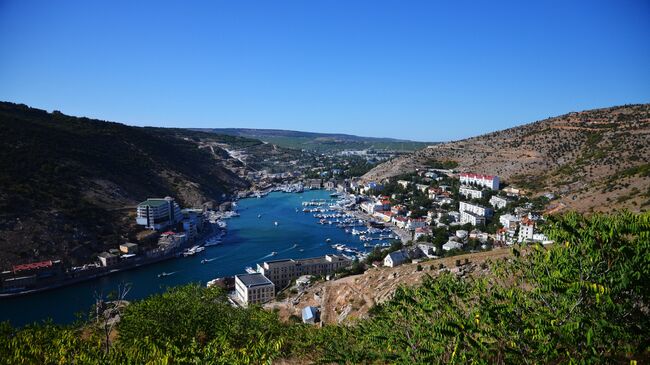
{"left": 0, "top": 189, "right": 395, "bottom": 326}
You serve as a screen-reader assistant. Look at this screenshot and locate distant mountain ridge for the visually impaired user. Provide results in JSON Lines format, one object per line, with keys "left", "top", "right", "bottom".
{"left": 363, "top": 104, "right": 650, "bottom": 213}
{"left": 195, "top": 128, "right": 435, "bottom": 153}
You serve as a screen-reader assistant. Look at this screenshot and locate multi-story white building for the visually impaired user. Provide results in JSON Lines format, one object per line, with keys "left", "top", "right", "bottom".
{"left": 234, "top": 273, "right": 275, "bottom": 306}
{"left": 459, "top": 173, "right": 500, "bottom": 190}
{"left": 257, "top": 255, "right": 351, "bottom": 289}
{"left": 489, "top": 195, "right": 510, "bottom": 209}
{"left": 459, "top": 185, "right": 483, "bottom": 199}
{"left": 499, "top": 214, "right": 520, "bottom": 230}
{"left": 460, "top": 211, "right": 486, "bottom": 226}
{"left": 518, "top": 218, "right": 535, "bottom": 242}
{"left": 136, "top": 197, "right": 182, "bottom": 230}
{"left": 459, "top": 201, "right": 493, "bottom": 217}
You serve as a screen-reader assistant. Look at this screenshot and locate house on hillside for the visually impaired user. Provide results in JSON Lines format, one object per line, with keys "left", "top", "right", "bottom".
{"left": 384, "top": 250, "right": 409, "bottom": 267}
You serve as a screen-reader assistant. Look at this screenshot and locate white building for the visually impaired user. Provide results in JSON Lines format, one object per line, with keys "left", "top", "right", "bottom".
{"left": 415, "top": 184, "right": 429, "bottom": 193}
{"left": 459, "top": 173, "right": 499, "bottom": 190}
{"left": 397, "top": 180, "right": 410, "bottom": 189}
{"left": 489, "top": 195, "right": 510, "bottom": 209}
{"left": 499, "top": 214, "right": 520, "bottom": 230}
{"left": 459, "top": 185, "right": 483, "bottom": 199}
{"left": 235, "top": 273, "right": 275, "bottom": 306}
{"left": 257, "top": 255, "right": 351, "bottom": 289}
{"left": 460, "top": 211, "right": 486, "bottom": 226}
{"left": 136, "top": 197, "right": 182, "bottom": 230}
{"left": 459, "top": 201, "right": 493, "bottom": 217}
{"left": 384, "top": 250, "right": 409, "bottom": 267}
{"left": 443, "top": 240, "right": 463, "bottom": 251}
{"left": 518, "top": 218, "right": 535, "bottom": 242}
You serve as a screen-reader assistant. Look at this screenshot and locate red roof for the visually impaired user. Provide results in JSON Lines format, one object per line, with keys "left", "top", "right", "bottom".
{"left": 162, "top": 231, "right": 176, "bottom": 235}
{"left": 12, "top": 260, "right": 53, "bottom": 273}
{"left": 393, "top": 216, "right": 408, "bottom": 222}
{"left": 460, "top": 173, "right": 495, "bottom": 180}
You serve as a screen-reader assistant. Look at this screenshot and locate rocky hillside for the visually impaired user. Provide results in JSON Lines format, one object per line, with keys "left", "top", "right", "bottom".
{"left": 363, "top": 104, "right": 650, "bottom": 212}
{"left": 0, "top": 102, "right": 252, "bottom": 269}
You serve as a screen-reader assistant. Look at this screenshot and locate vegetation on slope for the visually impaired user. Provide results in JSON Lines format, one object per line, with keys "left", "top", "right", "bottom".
{"left": 0, "top": 102, "right": 249, "bottom": 268}
{"left": 1, "top": 211, "right": 648, "bottom": 364}
{"left": 364, "top": 104, "right": 650, "bottom": 212}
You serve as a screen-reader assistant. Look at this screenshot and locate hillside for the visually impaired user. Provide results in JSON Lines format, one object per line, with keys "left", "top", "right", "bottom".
{"left": 195, "top": 128, "right": 434, "bottom": 153}
{"left": 0, "top": 102, "right": 253, "bottom": 269}
{"left": 363, "top": 104, "right": 650, "bottom": 213}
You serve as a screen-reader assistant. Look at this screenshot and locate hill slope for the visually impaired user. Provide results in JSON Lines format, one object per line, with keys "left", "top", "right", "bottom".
{"left": 195, "top": 128, "right": 434, "bottom": 153}
{"left": 0, "top": 102, "right": 251, "bottom": 269}
{"left": 363, "top": 104, "right": 650, "bottom": 212}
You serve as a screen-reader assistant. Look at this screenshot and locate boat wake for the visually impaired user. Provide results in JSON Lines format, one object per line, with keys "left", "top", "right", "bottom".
{"left": 157, "top": 271, "right": 178, "bottom": 278}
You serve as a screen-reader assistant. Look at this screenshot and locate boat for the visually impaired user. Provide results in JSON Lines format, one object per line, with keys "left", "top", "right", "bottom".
{"left": 325, "top": 238, "right": 332, "bottom": 243}
{"left": 257, "top": 214, "right": 262, "bottom": 218}
{"left": 157, "top": 271, "right": 176, "bottom": 278}
{"left": 201, "top": 257, "right": 217, "bottom": 264}
{"left": 270, "top": 251, "right": 277, "bottom": 256}
{"left": 274, "top": 221, "right": 279, "bottom": 226}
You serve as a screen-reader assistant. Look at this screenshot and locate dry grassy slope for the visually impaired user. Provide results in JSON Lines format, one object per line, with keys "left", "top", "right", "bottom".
{"left": 363, "top": 104, "right": 650, "bottom": 212}
{"left": 267, "top": 249, "right": 511, "bottom": 325}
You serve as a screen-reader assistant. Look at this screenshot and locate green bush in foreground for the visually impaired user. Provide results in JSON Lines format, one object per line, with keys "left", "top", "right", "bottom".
{"left": 0, "top": 211, "right": 648, "bottom": 364}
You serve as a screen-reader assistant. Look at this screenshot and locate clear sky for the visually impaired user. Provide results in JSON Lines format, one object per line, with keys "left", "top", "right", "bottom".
{"left": 1, "top": 1, "right": 649, "bottom": 141}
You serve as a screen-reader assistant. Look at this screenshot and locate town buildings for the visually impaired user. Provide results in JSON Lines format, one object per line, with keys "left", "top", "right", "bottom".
{"left": 234, "top": 273, "right": 275, "bottom": 306}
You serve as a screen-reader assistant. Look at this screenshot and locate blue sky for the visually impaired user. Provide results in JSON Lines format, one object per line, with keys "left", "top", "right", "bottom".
{"left": 1, "top": 1, "right": 648, "bottom": 141}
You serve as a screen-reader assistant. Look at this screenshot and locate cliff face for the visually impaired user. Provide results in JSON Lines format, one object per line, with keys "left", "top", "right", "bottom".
{"left": 0, "top": 102, "right": 250, "bottom": 269}
{"left": 363, "top": 104, "right": 650, "bottom": 213}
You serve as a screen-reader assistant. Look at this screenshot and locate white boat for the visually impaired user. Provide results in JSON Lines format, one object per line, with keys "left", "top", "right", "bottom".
{"left": 245, "top": 266, "right": 257, "bottom": 274}
{"left": 274, "top": 221, "right": 279, "bottom": 226}
{"left": 270, "top": 251, "right": 277, "bottom": 256}
{"left": 201, "top": 258, "right": 217, "bottom": 264}
{"left": 258, "top": 214, "right": 262, "bottom": 218}
{"left": 157, "top": 271, "right": 176, "bottom": 278}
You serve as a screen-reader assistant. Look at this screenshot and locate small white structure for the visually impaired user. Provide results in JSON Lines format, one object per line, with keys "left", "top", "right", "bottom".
{"left": 384, "top": 250, "right": 409, "bottom": 267}
{"left": 499, "top": 214, "right": 520, "bottom": 230}
{"left": 443, "top": 240, "right": 463, "bottom": 251}
{"left": 489, "top": 195, "right": 510, "bottom": 209}
{"left": 397, "top": 180, "right": 411, "bottom": 189}
{"left": 97, "top": 252, "right": 118, "bottom": 267}
{"left": 235, "top": 273, "right": 275, "bottom": 306}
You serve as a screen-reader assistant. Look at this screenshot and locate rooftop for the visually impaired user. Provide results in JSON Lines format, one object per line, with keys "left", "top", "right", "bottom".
{"left": 236, "top": 273, "right": 274, "bottom": 288}
{"left": 12, "top": 260, "right": 53, "bottom": 273}
{"left": 138, "top": 198, "right": 172, "bottom": 208}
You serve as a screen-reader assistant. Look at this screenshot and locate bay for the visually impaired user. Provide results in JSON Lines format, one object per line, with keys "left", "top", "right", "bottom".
{"left": 0, "top": 190, "right": 367, "bottom": 326}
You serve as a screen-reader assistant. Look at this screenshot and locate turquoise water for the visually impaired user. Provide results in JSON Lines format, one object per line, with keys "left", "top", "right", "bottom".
{"left": 0, "top": 190, "right": 369, "bottom": 326}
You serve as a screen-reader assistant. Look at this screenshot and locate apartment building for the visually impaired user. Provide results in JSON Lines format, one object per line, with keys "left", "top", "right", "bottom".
{"left": 459, "top": 201, "right": 493, "bottom": 217}
{"left": 459, "top": 185, "right": 483, "bottom": 199}
{"left": 489, "top": 195, "right": 510, "bottom": 209}
{"left": 459, "top": 173, "right": 500, "bottom": 190}
{"left": 136, "top": 197, "right": 182, "bottom": 230}
{"left": 257, "top": 254, "right": 351, "bottom": 289}
{"left": 234, "top": 273, "right": 275, "bottom": 306}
